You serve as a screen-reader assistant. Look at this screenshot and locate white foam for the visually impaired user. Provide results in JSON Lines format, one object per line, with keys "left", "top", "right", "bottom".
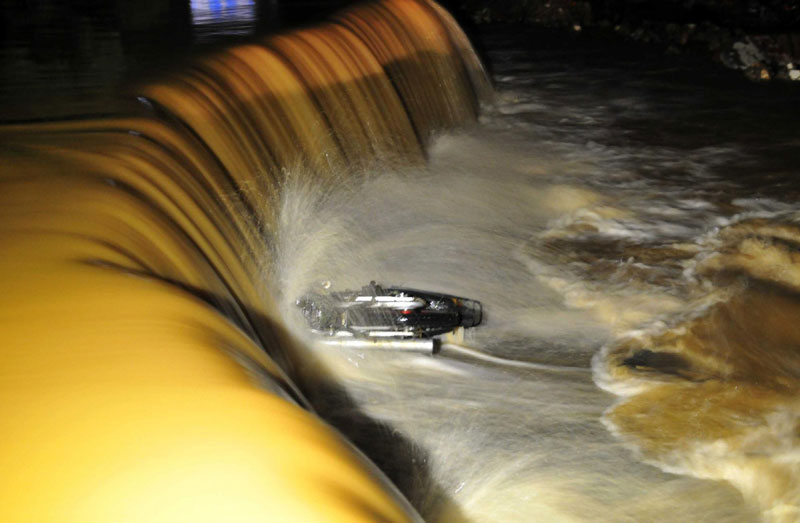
{"left": 267, "top": 39, "right": 794, "bottom": 521}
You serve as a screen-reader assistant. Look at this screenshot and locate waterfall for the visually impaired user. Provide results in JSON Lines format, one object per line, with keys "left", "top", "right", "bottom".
{"left": 0, "top": 1, "right": 489, "bottom": 520}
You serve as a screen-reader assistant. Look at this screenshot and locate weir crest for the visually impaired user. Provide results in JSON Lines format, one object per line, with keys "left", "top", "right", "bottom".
{"left": 0, "top": 1, "right": 490, "bottom": 520}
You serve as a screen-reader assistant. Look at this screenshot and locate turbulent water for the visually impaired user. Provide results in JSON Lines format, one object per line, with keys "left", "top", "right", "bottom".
{"left": 2, "top": 1, "right": 800, "bottom": 521}
{"left": 277, "top": 31, "right": 800, "bottom": 522}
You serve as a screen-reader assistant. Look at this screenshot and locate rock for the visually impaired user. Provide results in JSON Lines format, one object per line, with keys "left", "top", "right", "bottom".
{"left": 720, "top": 33, "right": 800, "bottom": 82}
{"left": 456, "top": 1, "right": 800, "bottom": 83}
{"left": 722, "top": 38, "right": 766, "bottom": 70}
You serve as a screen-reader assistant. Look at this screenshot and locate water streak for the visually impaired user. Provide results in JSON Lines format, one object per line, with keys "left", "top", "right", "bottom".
{"left": 0, "top": 1, "right": 487, "bottom": 520}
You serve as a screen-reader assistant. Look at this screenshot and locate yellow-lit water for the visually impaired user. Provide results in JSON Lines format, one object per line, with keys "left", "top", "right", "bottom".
{"left": 0, "top": 1, "right": 488, "bottom": 520}
{"left": 2, "top": 0, "right": 799, "bottom": 521}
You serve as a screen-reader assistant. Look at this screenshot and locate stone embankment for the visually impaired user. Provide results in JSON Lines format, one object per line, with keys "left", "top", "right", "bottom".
{"left": 452, "top": 0, "right": 800, "bottom": 82}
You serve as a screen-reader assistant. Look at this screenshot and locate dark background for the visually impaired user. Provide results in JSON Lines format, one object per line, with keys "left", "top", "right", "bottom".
{"left": 1, "top": 0, "right": 798, "bottom": 121}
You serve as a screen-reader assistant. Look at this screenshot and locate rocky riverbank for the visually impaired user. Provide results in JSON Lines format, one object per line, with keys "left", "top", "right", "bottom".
{"left": 450, "top": 0, "right": 800, "bottom": 82}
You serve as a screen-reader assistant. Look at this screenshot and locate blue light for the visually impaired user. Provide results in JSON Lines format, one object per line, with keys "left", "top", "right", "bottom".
{"left": 189, "top": 0, "right": 257, "bottom": 42}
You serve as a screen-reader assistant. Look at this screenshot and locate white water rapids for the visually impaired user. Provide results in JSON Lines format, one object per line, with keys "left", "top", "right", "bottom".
{"left": 271, "top": 30, "right": 800, "bottom": 522}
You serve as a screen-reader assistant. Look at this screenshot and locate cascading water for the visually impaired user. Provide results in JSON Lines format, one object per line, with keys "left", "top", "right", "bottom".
{"left": 2, "top": 0, "right": 799, "bottom": 521}
{"left": 0, "top": 1, "right": 486, "bottom": 520}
